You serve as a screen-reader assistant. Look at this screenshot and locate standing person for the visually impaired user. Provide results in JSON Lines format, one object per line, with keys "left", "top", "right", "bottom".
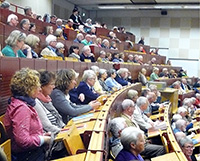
{"left": 138, "top": 36, "right": 144, "bottom": 45}
{"left": 3, "top": 68, "right": 51, "bottom": 161}
{"left": 70, "top": 7, "right": 84, "bottom": 29}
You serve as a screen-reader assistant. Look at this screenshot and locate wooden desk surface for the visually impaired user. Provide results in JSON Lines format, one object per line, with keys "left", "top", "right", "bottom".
{"left": 148, "top": 129, "right": 160, "bottom": 138}
{"left": 151, "top": 152, "right": 180, "bottom": 161}
{"left": 52, "top": 152, "right": 86, "bottom": 161}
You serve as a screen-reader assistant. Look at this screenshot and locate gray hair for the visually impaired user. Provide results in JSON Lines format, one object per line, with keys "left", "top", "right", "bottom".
{"left": 172, "top": 114, "right": 182, "bottom": 122}
{"left": 149, "top": 84, "right": 157, "bottom": 91}
{"left": 54, "top": 28, "right": 63, "bottom": 37}
{"left": 177, "top": 106, "right": 187, "bottom": 114}
{"left": 82, "top": 70, "right": 96, "bottom": 82}
{"left": 175, "top": 119, "right": 186, "bottom": 129}
{"left": 172, "top": 81, "right": 181, "bottom": 88}
{"left": 127, "top": 90, "right": 138, "bottom": 100}
{"left": 153, "top": 67, "right": 159, "bottom": 72}
{"left": 109, "top": 117, "right": 126, "bottom": 138}
{"left": 117, "top": 68, "right": 128, "bottom": 76}
{"left": 121, "top": 99, "right": 135, "bottom": 110}
{"left": 99, "top": 69, "right": 107, "bottom": 77}
{"left": 5, "top": 30, "right": 26, "bottom": 47}
{"left": 7, "top": 14, "right": 18, "bottom": 23}
{"left": 179, "top": 137, "right": 193, "bottom": 147}
{"left": 120, "top": 127, "right": 144, "bottom": 150}
{"left": 1, "top": 1, "right": 10, "bottom": 9}
{"left": 76, "top": 33, "right": 84, "bottom": 39}
{"left": 82, "top": 45, "right": 91, "bottom": 53}
{"left": 90, "top": 66, "right": 100, "bottom": 74}
{"left": 45, "top": 34, "right": 57, "bottom": 45}
{"left": 20, "top": 18, "right": 30, "bottom": 29}
{"left": 175, "top": 132, "right": 186, "bottom": 143}
{"left": 136, "top": 96, "right": 148, "bottom": 108}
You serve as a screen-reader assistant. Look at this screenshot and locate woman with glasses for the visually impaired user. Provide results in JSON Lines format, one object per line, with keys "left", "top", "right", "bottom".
{"left": 1, "top": 30, "right": 32, "bottom": 58}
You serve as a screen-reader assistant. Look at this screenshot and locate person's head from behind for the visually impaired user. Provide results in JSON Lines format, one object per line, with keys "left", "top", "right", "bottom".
{"left": 39, "top": 70, "right": 56, "bottom": 96}
{"left": 5, "top": 30, "right": 26, "bottom": 50}
{"left": 175, "top": 119, "right": 187, "bottom": 132}
{"left": 45, "top": 34, "right": 57, "bottom": 48}
{"left": 179, "top": 137, "right": 194, "bottom": 157}
{"left": 121, "top": 99, "right": 135, "bottom": 116}
{"left": 127, "top": 89, "right": 138, "bottom": 103}
{"left": 24, "top": 7, "right": 32, "bottom": 16}
{"left": 55, "top": 69, "right": 78, "bottom": 94}
{"left": 121, "top": 127, "right": 145, "bottom": 155}
{"left": 90, "top": 66, "right": 100, "bottom": 76}
{"left": 109, "top": 117, "right": 127, "bottom": 138}
{"left": 20, "top": 19, "right": 30, "bottom": 31}
{"left": 25, "top": 34, "right": 40, "bottom": 49}
{"left": 82, "top": 70, "right": 96, "bottom": 87}
{"left": 7, "top": 14, "right": 18, "bottom": 27}
{"left": 136, "top": 96, "right": 149, "bottom": 111}
{"left": 10, "top": 68, "right": 40, "bottom": 98}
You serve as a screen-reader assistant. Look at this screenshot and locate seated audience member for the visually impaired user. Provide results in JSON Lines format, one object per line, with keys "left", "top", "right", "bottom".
{"left": 115, "top": 127, "right": 145, "bottom": 161}
{"left": 3, "top": 68, "right": 51, "bottom": 161}
{"left": 88, "top": 26, "right": 96, "bottom": 35}
{"left": 127, "top": 89, "right": 138, "bottom": 103}
{"left": 150, "top": 67, "right": 159, "bottom": 81}
{"left": 34, "top": 70, "right": 65, "bottom": 134}
{"left": 138, "top": 68, "right": 148, "bottom": 86}
{"left": 70, "top": 7, "right": 84, "bottom": 30}
{"left": 119, "top": 52, "right": 125, "bottom": 62}
{"left": 56, "top": 18, "right": 64, "bottom": 29}
{"left": 84, "top": 18, "right": 92, "bottom": 33}
{"left": 133, "top": 54, "right": 139, "bottom": 63}
{"left": 101, "top": 39, "right": 110, "bottom": 49}
{"left": 169, "top": 69, "right": 178, "bottom": 78}
{"left": 51, "top": 69, "right": 100, "bottom": 123}
{"left": 194, "top": 93, "right": 200, "bottom": 108}
{"left": 173, "top": 119, "right": 193, "bottom": 134}
{"left": 127, "top": 54, "right": 134, "bottom": 63}
{"left": 50, "top": 15, "right": 57, "bottom": 25}
{"left": 112, "top": 53, "right": 120, "bottom": 62}
{"left": 166, "top": 59, "right": 171, "bottom": 65}
{"left": 193, "top": 79, "right": 200, "bottom": 88}
{"left": 159, "top": 68, "right": 169, "bottom": 78}
{"left": 24, "top": 34, "right": 40, "bottom": 58}
{"left": 138, "top": 55, "right": 144, "bottom": 65}
{"left": 80, "top": 45, "right": 95, "bottom": 62}
{"left": 68, "top": 45, "right": 80, "bottom": 60}
{"left": 43, "top": 14, "right": 50, "bottom": 23}
{"left": 179, "top": 137, "right": 197, "bottom": 161}
{"left": 44, "top": 26, "right": 54, "bottom": 36}
{"left": 133, "top": 97, "right": 154, "bottom": 131}
{"left": 148, "top": 57, "right": 157, "bottom": 65}
{"left": 101, "top": 23, "right": 107, "bottom": 29}
{"left": 110, "top": 41, "right": 118, "bottom": 50}
{"left": 149, "top": 84, "right": 161, "bottom": 103}
{"left": 90, "top": 35, "right": 97, "bottom": 44}
{"left": 24, "top": 6, "right": 33, "bottom": 17}
{"left": 7, "top": 14, "right": 19, "bottom": 27}
{"left": 74, "top": 33, "right": 84, "bottom": 43}
{"left": 105, "top": 69, "right": 122, "bottom": 92}
{"left": 76, "top": 70, "right": 100, "bottom": 104}
{"left": 2, "top": 30, "right": 32, "bottom": 58}
{"left": 40, "top": 34, "right": 58, "bottom": 57}
{"left": 90, "top": 66, "right": 105, "bottom": 95}
{"left": 54, "top": 28, "right": 65, "bottom": 40}
{"left": 178, "top": 69, "right": 187, "bottom": 78}
{"left": 95, "top": 38, "right": 102, "bottom": 48}
{"left": 115, "top": 68, "right": 130, "bottom": 86}
{"left": 20, "top": 19, "right": 31, "bottom": 31}
{"left": 181, "top": 78, "right": 192, "bottom": 92}
{"left": 138, "top": 36, "right": 144, "bottom": 45}
{"left": 0, "top": 1, "right": 10, "bottom": 9}
{"left": 109, "top": 117, "right": 126, "bottom": 158}
{"left": 97, "top": 50, "right": 106, "bottom": 62}
{"left": 171, "top": 81, "right": 185, "bottom": 94}
{"left": 98, "top": 69, "right": 110, "bottom": 92}
{"left": 112, "top": 26, "right": 119, "bottom": 32}
{"left": 175, "top": 132, "right": 200, "bottom": 146}
{"left": 55, "top": 42, "right": 65, "bottom": 60}
{"left": 65, "top": 19, "right": 74, "bottom": 30}
{"left": 29, "top": 23, "right": 36, "bottom": 32}
{"left": 138, "top": 46, "right": 146, "bottom": 54}
{"left": 81, "top": 34, "right": 92, "bottom": 46}
{"left": 78, "top": 25, "right": 85, "bottom": 33}
{"left": 106, "top": 52, "right": 112, "bottom": 62}
{"left": 150, "top": 48, "right": 159, "bottom": 55}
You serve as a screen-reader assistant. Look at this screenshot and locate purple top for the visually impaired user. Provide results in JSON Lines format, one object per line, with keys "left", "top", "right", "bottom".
{"left": 115, "top": 149, "right": 144, "bottom": 161}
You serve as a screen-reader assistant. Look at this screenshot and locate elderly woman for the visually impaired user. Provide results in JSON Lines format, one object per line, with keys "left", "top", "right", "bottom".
{"left": 50, "top": 69, "right": 100, "bottom": 124}
{"left": 97, "top": 50, "right": 106, "bottom": 62}
{"left": 115, "top": 127, "right": 145, "bottom": 161}
{"left": 68, "top": 45, "right": 80, "bottom": 60}
{"left": 101, "top": 39, "right": 110, "bottom": 49}
{"left": 55, "top": 42, "right": 65, "bottom": 60}
{"left": 2, "top": 30, "right": 32, "bottom": 58}
{"left": 34, "top": 70, "right": 65, "bottom": 134}
{"left": 138, "top": 68, "right": 148, "bottom": 86}
{"left": 127, "top": 89, "right": 138, "bottom": 103}
{"left": 54, "top": 28, "right": 65, "bottom": 40}
{"left": 105, "top": 69, "right": 122, "bottom": 92}
{"left": 3, "top": 68, "right": 50, "bottom": 161}
{"left": 150, "top": 67, "right": 159, "bottom": 81}
{"left": 76, "top": 70, "right": 100, "bottom": 104}
{"left": 99, "top": 69, "right": 110, "bottom": 92}
{"left": 24, "top": 34, "right": 40, "bottom": 58}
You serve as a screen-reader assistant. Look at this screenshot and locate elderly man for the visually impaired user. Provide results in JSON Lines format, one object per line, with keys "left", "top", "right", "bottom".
{"left": 76, "top": 70, "right": 100, "bottom": 104}
{"left": 24, "top": 6, "right": 32, "bottom": 17}
{"left": 120, "top": 99, "right": 166, "bottom": 159}
{"left": 20, "top": 19, "right": 30, "bottom": 31}
{"left": 80, "top": 45, "right": 95, "bottom": 62}
{"left": 74, "top": 33, "right": 84, "bottom": 43}
{"left": 115, "top": 68, "right": 131, "bottom": 86}
{"left": 65, "top": 19, "right": 74, "bottom": 30}
{"left": 81, "top": 34, "right": 92, "bottom": 46}
{"left": 172, "top": 81, "right": 185, "bottom": 94}
{"left": 115, "top": 127, "right": 145, "bottom": 161}
{"left": 40, "top": 35, "right": 58, "bottom": 57}
{"left": 181, "top": 78, "right": 192, "bottom": 92}
{"left": 7, "top": 14, "right": 18, "bottom": 27}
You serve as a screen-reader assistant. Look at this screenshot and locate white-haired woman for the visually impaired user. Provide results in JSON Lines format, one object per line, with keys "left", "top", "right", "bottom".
{"left": 150, "top": 67, "right": 159, "bottom": 81}
{"left": 115, "top": 127, "right": 145, "bottom": 161}
{"left": 2, "top": 30, "right": 32, "bottom": 58}
{"left": 55, "top": 42, "right": 65, "bottom": 60}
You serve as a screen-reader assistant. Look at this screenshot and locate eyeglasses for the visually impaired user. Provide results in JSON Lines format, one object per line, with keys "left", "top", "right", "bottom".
{"left": 184, "top": 146, "right": 194, "bottom": 150}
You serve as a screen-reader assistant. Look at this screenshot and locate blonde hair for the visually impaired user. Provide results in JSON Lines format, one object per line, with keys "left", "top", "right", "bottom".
{"left": 25, "top": 34, "right": 40, "bottom": 49}
{"left": 5, "top": 30, "right": 26, "bottom": 47}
